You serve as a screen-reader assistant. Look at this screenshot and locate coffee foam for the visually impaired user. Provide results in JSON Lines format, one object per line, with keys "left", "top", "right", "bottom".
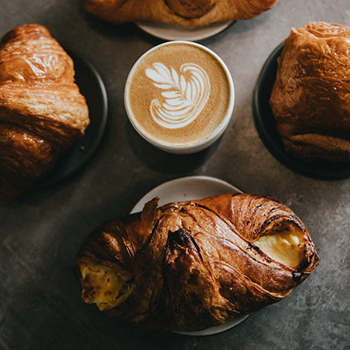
{"left": 126, "top": 42, "right": 232, "bottom": 147}
{"left": 146, "top": 62, "right": 210, "bottom": 129}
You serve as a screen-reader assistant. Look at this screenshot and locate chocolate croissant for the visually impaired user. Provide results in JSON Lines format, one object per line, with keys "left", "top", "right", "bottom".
{"left": 82, "top": 0, "right": 280, "bottom": 29}
{"left": 0, "top": 24, "right": 90, "bottom": 201}
{"left": 270, "top": 22, "right": 350, "bottom": 162}
{"left": 76, "top": 193, "right": 319, "bottom": 332}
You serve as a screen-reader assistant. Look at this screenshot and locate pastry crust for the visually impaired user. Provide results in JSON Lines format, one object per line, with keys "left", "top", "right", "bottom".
{"left": 270, "top": 22, "right": 350, "bottom": 162}
{"left": 76, "top": 193, "right": 319, "bottom": 332}
{"left": 0, "top": 24, "right": 90, "bottom": 200}
{"left": 82, "top": 0, "right": 280, "bottom": 29}
{"left": 165, "top": 0, "right": 215, "bottom": 18}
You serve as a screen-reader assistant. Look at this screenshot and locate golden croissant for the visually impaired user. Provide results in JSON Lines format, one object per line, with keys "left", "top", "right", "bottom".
{"left": 76, "top": 193, "right": 319, "bottom": 332}
{"left": 0, "top": 24, "right": 90, "bottom": 201}
{"left": 82, "top": 0, "right": 280, "bottom": 29}
{"left": 270, "top": 22, "right": 350, "bottom": 162}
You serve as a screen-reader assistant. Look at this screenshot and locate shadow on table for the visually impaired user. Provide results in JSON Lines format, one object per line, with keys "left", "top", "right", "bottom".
{"left": 126, "top": 121, "right": 221, "bottom": 175}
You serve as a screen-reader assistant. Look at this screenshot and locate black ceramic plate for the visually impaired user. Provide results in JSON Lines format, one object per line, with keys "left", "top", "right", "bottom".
{"left": 253, "top": 43, "right": 350, "bottom": 180}
{"left": 37, "top": 51, "right": 108, "bottom": 187}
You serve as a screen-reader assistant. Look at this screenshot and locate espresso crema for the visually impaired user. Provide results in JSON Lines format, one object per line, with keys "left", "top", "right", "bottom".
{"left": 125, "top": 42, "right": 233, "bottom": 147}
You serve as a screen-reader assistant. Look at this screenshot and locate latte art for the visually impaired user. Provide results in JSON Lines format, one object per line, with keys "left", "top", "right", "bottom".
{"left": 145, "top": 62, "right": 210, "bottom": 129}
{"left": 125, "top": 41, "right": 234, "bottom": 153}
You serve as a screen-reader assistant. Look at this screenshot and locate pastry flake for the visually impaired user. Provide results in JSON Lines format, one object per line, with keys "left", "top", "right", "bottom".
{"left": 76, "top": 193, "right": 319, "bottom": 332}
{"left": 82, "top": 0, "right": 280, "bottom": 29}
{"left": 270, "top": 22, "right": 350, "bottom": 162}
{"left": 0, "top": 24, "right": 90, "bottom": 200}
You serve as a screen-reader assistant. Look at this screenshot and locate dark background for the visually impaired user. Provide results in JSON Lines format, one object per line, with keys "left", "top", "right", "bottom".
{"left": 1, "top": 1, "right": 349, "bottom": 349}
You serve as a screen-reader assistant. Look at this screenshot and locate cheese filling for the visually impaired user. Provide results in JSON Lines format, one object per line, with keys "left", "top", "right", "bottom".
{"left": 80, "top": 262, "right": 133, "bottom": 311}
{"left": 254, "top": 231, "right": 305, "bottom": 267}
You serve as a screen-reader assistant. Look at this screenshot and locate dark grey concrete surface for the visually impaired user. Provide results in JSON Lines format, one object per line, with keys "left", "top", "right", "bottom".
{"left": 1, "top": 1, "right": 349, "bottom": 349}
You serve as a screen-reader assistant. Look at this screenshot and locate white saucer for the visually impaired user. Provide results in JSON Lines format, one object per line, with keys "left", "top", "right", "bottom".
{"left": 131, "top": 176, "right": 249, "bottom": 336}
{"left": 136, "top": 21, "right": 233, "bottom": 42}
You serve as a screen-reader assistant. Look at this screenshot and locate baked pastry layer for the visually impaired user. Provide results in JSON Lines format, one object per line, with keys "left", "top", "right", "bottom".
{"left": 76, "top": 193, "right": 319, "bottom": 332}
{"left": 0, "top": 24, "right": 90, "bottom": 200}
{"left": 82, "top": 0, "right": 280, "bottom": 29}
{"left": 270, "top": 22, "right": 350, "bottom": 162}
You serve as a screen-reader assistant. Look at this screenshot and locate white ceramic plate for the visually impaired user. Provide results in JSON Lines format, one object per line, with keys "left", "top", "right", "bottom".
{"left": 131, "top": 176, "right": 249, "bottom": 336}
{"left": 136, "top": 21, "right": 233, "bottom": 42}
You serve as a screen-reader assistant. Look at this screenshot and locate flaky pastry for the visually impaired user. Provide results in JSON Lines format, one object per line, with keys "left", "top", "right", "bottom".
{"left": 82, "top": 0, "right": 280, "bottom": 29}
{"left": 270, "top": 22, "right": 350, "bottom": 162}
{"left": 76, "top": 193, "right": 319, "bottom": 332}
{"left": 0, "top": 24, "right": 90, "bottom": 200}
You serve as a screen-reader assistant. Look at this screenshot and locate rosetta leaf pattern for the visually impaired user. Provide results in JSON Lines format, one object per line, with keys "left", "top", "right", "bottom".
{"left": 145, "top": 62, "right": 210, "bottom": 129}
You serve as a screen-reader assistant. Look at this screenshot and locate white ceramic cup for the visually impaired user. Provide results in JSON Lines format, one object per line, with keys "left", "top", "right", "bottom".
{"left": 124, "top": 41, "right": 235, "bottom": 154}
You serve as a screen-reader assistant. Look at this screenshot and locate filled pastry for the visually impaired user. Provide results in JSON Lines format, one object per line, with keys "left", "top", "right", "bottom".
{"left": 0, "top": 24, "right": 90, "bottom": 201}
{"left": 82, "top": 0, "right": 280, "bottom": 29}
{"left": 76, "top": 193, "right": 319, "bottom": 332}
{"left": 270, "top": 22, "right": 350, "bottom": 162}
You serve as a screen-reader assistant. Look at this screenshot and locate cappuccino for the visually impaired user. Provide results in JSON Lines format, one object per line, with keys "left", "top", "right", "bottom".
{"left": 125, "top": 41, "right": 234, "bottom": 153}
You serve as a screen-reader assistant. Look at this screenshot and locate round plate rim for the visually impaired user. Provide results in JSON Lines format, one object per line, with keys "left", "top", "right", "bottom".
{"left": 136, "top": 20, "right": 234, "bottom": 42}
{"left": 131, "top": 175, "right": 249, "bottom": 336}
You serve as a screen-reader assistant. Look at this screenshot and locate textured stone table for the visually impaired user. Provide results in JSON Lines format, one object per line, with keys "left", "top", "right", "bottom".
{"left": 1, "top": 1, "right": 349, "bottom": 349}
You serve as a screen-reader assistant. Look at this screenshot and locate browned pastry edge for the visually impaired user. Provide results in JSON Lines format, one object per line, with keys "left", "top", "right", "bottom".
{"left": 164, "top": 0, "right": 215, "bottom": 18}
{"left": 0, "top": 24, "right": 90, "bottom": 200}
{"left": 82, "top": 0, "right": 280, "bottom": 29}
{"left": 77, "top": 193, "right": 319, "bottom": 332}
{"left": 270, "top": 21, "right": 350, "bottom": 162}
